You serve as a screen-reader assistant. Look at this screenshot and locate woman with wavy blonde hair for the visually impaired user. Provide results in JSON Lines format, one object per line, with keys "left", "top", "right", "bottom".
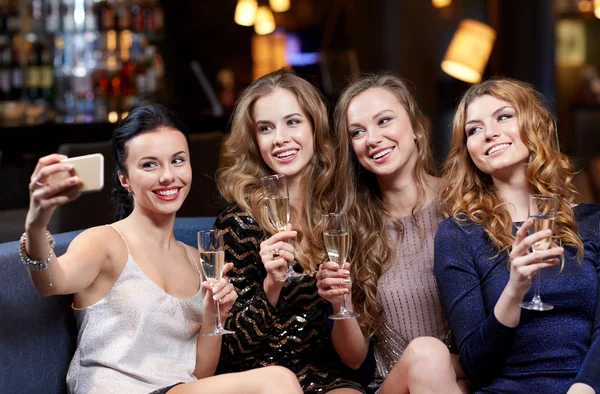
{"left": 434, "top": 77, "right": 599, "bottom": 393}
{"left": 317, "top": 72, "right": 467, "bottom": 394}
{"left": 213, "top": 68, "right": 365, "bottom": 394}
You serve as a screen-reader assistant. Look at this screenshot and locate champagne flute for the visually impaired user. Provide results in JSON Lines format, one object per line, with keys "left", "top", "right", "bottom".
{"left": 322, "top": 212, "right": 359, "bottom": 320}
{"left": 261, "top": 174, "right": 305, "bottom": 281}
{"left": 519, "top": 194, "right": 558, "bottom": 311}
{"left": 198, "top": 229, "right": 235, "bottom": 336}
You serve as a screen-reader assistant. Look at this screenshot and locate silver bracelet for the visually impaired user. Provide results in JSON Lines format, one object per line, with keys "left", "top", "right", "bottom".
{"left": 19, "top": 231, "right": 55, "bottom": 271}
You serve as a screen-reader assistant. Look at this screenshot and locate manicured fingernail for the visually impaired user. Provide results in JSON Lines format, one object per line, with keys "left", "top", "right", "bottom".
{"left": 341, "top": 270, "right": 350, "bottom": 275}
{"left": 213, "top": 293, "right": 220, "bottom": 300}
{"left": 70, "top": 176, "right": 78, "bottom": 184}
{"left": 212, "top": 287, "right": 219, "bottom": 293}
{"left": 343, "top": 279, "right": 351, "bottom": 283}
{"left": 64, "top": 164, "right": 73, "bottom": 170}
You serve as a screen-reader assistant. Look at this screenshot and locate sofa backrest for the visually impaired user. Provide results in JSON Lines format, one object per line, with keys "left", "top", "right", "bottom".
{"left": 0, "top": 217, "right": 216, "bottom": 394}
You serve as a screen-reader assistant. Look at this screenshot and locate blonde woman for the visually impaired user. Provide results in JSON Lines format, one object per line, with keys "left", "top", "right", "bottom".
{"left": 317, "top": 73, "right": 467, "bottom": 393}
{"left": 214, "top": 69, "right": 365, "bottom": 394}
{"left": 434, "top": 77, "right": 599, "bottom": 393}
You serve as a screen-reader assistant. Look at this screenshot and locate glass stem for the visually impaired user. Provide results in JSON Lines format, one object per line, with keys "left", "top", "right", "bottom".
{"left": 533, "top": 269, "right": 542, "bottom": 302}
{"left": 215, "top": 299, "right": 222, "bottom": 330}
{"left": 340, "top": 292, "right": 348, "bottom": 313}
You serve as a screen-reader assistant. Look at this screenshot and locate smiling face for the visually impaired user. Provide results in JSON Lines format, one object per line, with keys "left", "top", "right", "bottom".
{"left": 118, "top": 127, "right": 191, "bottom": 216}
{"left": 346, "top": 87, "right": 418, "bottom": 181}
{"left": 253, "top": 88, "right": 315, "bottom": 182}
{"left": 464, "top": 94, "right": 530, "bottom": 181}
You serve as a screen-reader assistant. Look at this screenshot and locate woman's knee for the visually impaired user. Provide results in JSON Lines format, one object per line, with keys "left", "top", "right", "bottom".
{"left": 404, "top": 337, "right": 453, "bottom": 377}
{"left": 258, "top": 366, "right": 301, "bottom": 392}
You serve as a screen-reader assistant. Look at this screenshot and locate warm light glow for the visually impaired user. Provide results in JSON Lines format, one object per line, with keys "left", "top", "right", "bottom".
{"left": 578, "top": 0, "right": 593, "bottom": 12}
{"left": 234, "top": 0, "right": 257, "bottom": 26}
{"left": 595, "top": 0, "right": 600, "bottom": 18}
{"left": 432, "top": 0, "right": 452, "bottom": 8}
{"left": 252, "top": 32, "right": 287, "bottom": 79}
{"left": 441, "top": 19, "right": 496, "bottom": 84}
{"left": 269, "top": 0, "right": 290, "bottom": 12}
{"left": 254, "top": 6, "right": 276, "bottom": 35}
{"left": 556, "top": 19, "right": 586, "bottom": 67}
{"left": 108, "top": 111, "right": 119, "bottom": 123}
{"left": 107, "top": 29, "right": 117, "bottom": 52}
{"left": 121, "top": 111, "right": 129, "bottom": 119}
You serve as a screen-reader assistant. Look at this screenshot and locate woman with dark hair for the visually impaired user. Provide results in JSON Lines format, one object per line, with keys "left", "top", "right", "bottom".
{"left": 435, "top": 77, "right": 599, "bottom": 393}
{"left": 214, "top": 69, "right": 365, "bottom": 393}
{"left": 317, "top": 72, "right": 467, "bottom": 393}
{"left": 22, "top": 104, "right": 302, "bottom": 394}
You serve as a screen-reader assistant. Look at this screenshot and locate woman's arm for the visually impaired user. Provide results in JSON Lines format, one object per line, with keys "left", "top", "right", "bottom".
{"left": 316, "top": 261, "right": 369, "bottom": 369}
{"left": 433, "top": 219, "right": 517, "bottom": 383}
{"left": 25, "top": 154, "right": 108, "bottom": 296}
{"left": 434, "top": 218, "right": 563, "bottom": 383}
{"left": 194, "top": 263, "right": 238, "bottom": 379}
{"left": 571, "top": 226, "right": 600, "bottom": 393}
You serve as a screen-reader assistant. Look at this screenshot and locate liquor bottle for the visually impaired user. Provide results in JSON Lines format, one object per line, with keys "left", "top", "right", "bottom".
{"left": 45, "top": 0, "right": 61, "bottom": 33}
{"left": 101, "top": 0, "right": 115, "bottom": 31}
{"left": 62, "top": 0, "right": 75, "bottom": 33}
{"left": 84, "top": 0, "right": 97, "bottom": 31}
{"left": 10, "top": 45, "right": 23, "bottom": 100}
{"left": 40, "top": 45, "right": 54, "bottom": 100}
{"left": 30, "top": 0, "right": 45, "bottom": 33}
{"left": 6, "top": 0, "right": 19, "bottom": 34}
{"left": 131, "top": 0, "right": 143, "bottom": 32}
{"left": 25, "top": 41, "right": 41, "bottom": 100}
{"left": 0, "top": 36, "right": 11, "bottom": 100}
{"left": 150, "top": 0, "right": 163, "bottom": 31}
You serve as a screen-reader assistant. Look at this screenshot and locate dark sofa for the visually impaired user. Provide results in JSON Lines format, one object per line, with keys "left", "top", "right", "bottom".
{"left": 0, "top": 217, "right": 216, "bottom": 394}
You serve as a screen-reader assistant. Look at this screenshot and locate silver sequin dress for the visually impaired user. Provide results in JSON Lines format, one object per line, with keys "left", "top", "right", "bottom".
{"left": 369, "top": 201, "right": 451, "bottom": 392}
{"left": 66, "top": 226, "right": 204, "bottom": 394}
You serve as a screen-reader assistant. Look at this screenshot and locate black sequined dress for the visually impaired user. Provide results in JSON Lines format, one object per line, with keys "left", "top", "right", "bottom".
{"left": 214, "top": 204, "right": 365, "bottom": 394}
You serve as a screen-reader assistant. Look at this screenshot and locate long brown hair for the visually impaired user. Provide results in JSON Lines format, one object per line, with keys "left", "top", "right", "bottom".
{"left": 441, "top": 77, "right": 583, "bottom": 261}
{"left": 217, "top": 68, "right": 335, "bottom": 272}
{"left": 332, "top": 72, "right": 436, "bottom": 338}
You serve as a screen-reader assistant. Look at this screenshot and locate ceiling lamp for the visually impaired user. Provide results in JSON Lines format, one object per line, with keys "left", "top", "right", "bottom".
{"left": 595, "top": 0, "right": 600, "bottom": 18}
{"left": 234, "top": 0, "right": 258, "bottom": 27}
{"left": 269, "top": 0, "right": 290, "bottom": 13}
{"left": 441, "top": 19, "right": 496, "bottom": 84}
{"left": 432, "top": 0, "right": 452, "bottom": 8}
{"left": 254, "top": 5, "right": 275, "bottom": 35}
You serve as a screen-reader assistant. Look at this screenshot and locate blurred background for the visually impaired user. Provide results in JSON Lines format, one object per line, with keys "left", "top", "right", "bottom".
{"left": 1, "top": 0, "right": 599, "bottom": 241}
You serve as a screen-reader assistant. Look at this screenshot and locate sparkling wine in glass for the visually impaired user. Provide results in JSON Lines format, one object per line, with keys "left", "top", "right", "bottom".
{"left": 261, "top": 174, "right": 305, "bottom": 281}
{"left": 323, "top": 212, "right": 359, "bottom": 320}
{"left": 198, "top": 229, "right": 235, "bottom": 336}
{"left": 519, "top": 194, "right": 558, "bottom": 311}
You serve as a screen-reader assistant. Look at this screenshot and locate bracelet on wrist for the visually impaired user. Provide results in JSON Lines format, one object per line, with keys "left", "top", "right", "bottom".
{"left": 19, "top": 231, "right": 55, "bottom": 271}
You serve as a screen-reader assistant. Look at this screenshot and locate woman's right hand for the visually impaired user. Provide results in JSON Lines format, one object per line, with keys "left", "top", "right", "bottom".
{"left": 507, "top": 218, "right": 564, "bottom": 300}
{"left": 259, "top": 224, "right": 297, "bottom": 283}
{"left": 25, "top": 154, "right": 83, "bottom": 230}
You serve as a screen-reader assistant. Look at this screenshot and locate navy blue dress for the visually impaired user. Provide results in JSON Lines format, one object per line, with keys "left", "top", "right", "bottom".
{"left": 434, "top": 204, "right": 600, "bottom": 393}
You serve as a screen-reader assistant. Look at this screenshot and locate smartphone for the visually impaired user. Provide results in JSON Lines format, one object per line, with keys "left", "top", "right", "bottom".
{"left": 47, "top": 153, "right": 104, "bottom": 193}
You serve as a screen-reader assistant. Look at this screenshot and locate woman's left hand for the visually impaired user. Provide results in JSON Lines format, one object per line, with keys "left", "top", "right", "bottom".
{"left": 202, "top": 262, "right": 237, "bottom": 324}
{"left": 316, "top": 261, "right": 352, "bottom": 312}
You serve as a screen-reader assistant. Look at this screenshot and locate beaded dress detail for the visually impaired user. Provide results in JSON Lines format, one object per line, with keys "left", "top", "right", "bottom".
{"left": 369, "top": 201, "right": 451, "bottom": 392}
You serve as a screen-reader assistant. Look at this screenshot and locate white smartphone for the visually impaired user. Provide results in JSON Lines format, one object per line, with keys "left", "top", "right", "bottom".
{"left": 47, "top": 153, "right": 104, "bottom": 193}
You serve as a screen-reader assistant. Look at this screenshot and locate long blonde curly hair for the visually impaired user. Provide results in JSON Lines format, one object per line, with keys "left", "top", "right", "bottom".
{"left": 441, "top": 77, "right": 583, "bottom": 261}
{"left": 332, "top": 73, "right": 436, "bottom": 338}
{"left": 217, "top": 68, "right": 336, "bottom": 273}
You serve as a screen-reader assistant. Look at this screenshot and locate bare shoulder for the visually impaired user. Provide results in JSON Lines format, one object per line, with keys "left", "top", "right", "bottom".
{"left": 65, "top": 225, "right": 128, "bottom": 262}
